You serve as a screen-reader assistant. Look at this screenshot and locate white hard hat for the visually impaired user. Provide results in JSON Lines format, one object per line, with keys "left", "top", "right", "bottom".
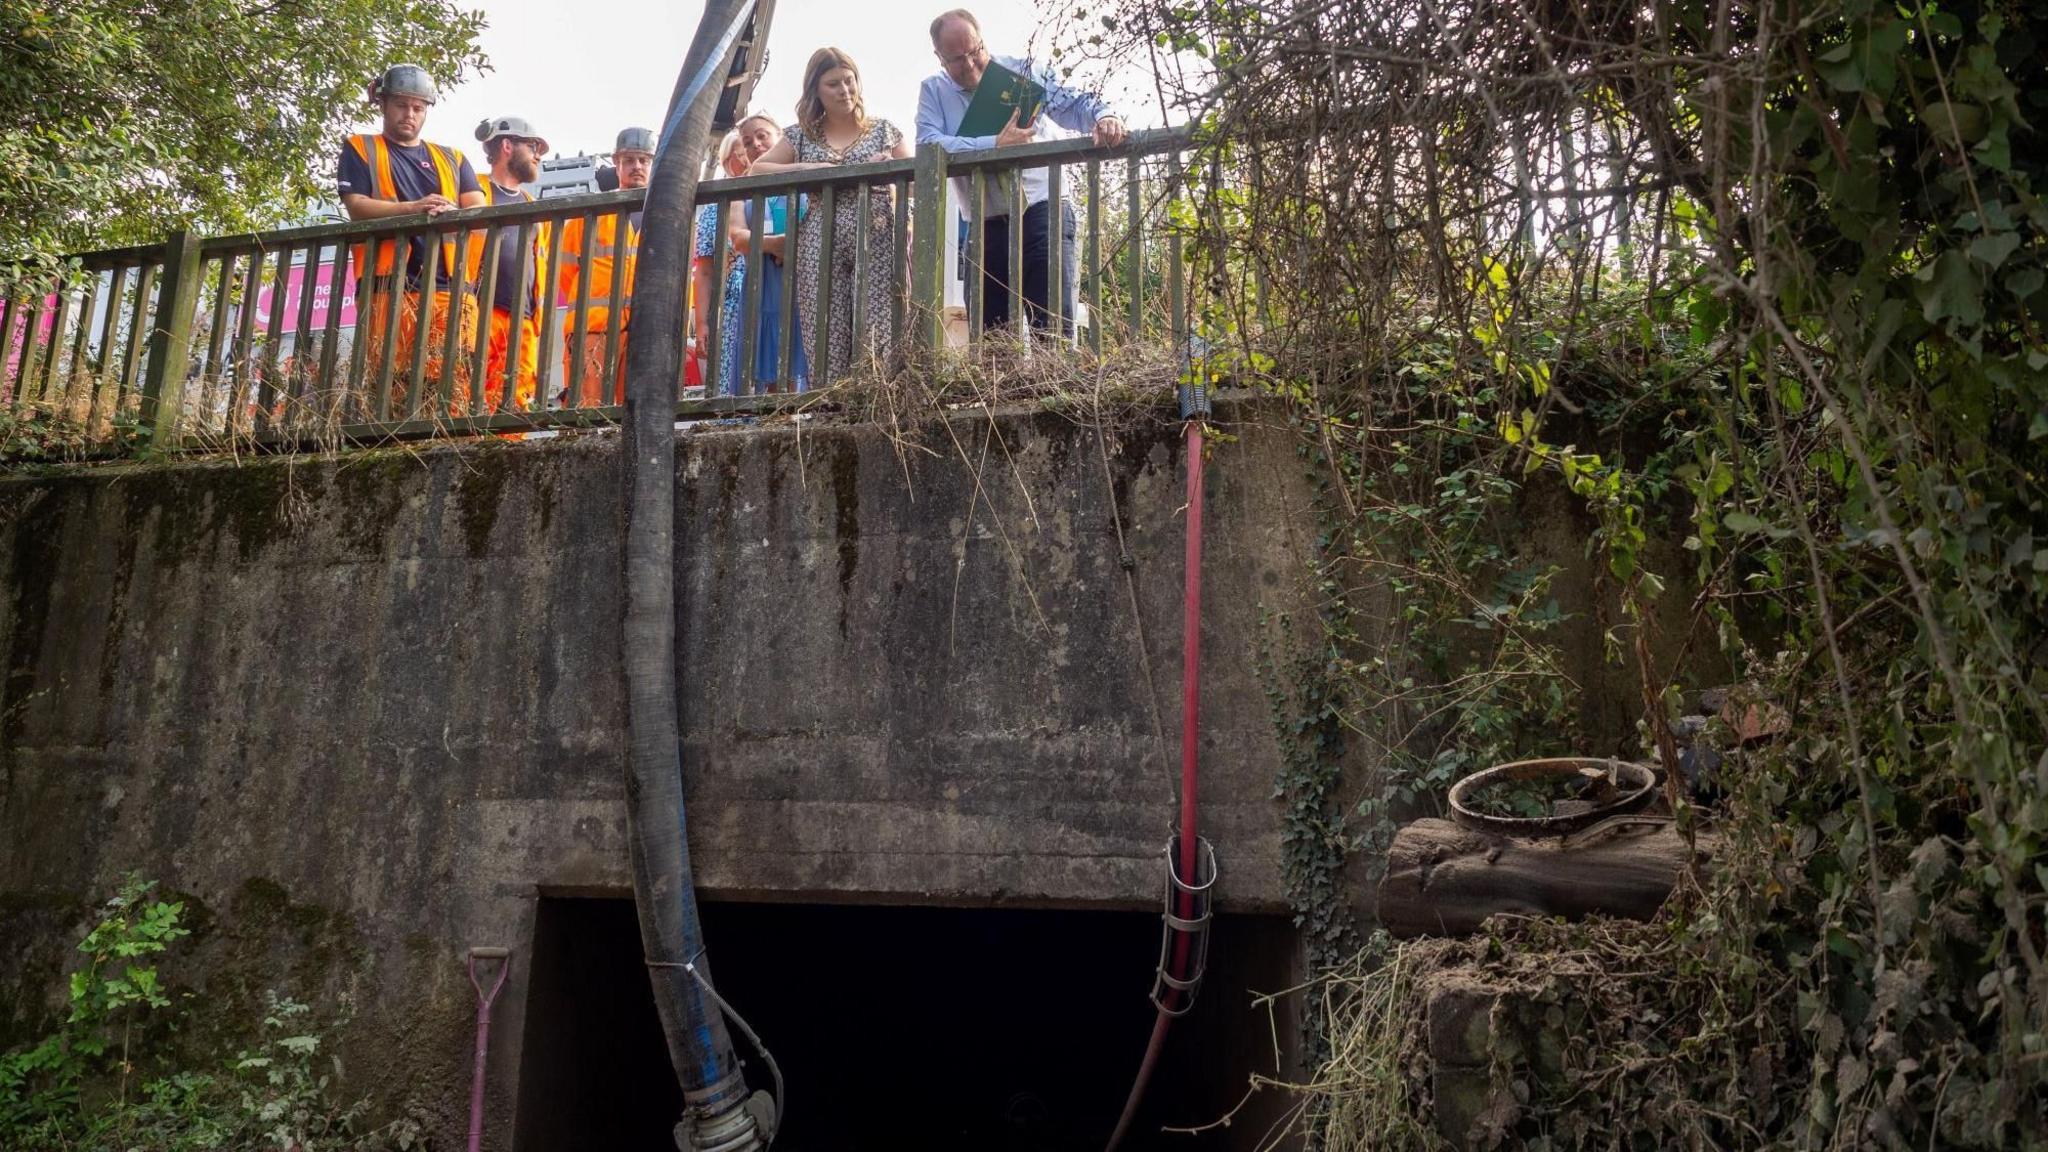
{"left": 475, "top": 116, "right": 550, "bottom": 156}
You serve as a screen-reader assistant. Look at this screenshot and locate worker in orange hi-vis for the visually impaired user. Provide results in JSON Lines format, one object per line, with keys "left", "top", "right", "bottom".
{"left": 471, "top": 116, "right": 552, "bottom": 413}
{"left": 554, "top": 127, "right": 651, "bottom": 407}
{"left": 338, "top": 63, "right": 486, "bottom": 417}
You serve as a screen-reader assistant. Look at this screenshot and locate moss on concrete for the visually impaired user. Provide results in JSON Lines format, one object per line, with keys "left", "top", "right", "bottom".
{"left": 331, "top": 451, "right": 417, "bottom": 556}
{"left": 453, "top": 445, "right": 517, "bottom": 560}
{"left": 830, "top": 434, "right": 861, "bottom": 637}
{"left": 221, "top": 877, "right": 369, "bottom": 995}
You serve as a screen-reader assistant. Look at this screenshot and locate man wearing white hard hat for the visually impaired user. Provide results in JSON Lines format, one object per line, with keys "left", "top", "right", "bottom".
{"left": 472, "top": 116, "right": 552, "bottom": 411}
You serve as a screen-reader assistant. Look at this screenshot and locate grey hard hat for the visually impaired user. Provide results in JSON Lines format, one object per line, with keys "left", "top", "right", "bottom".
{"left": 371, "top": 63, "right": 438, "bottom": 105}
{"left": 475, "top": 116, "right": 550, "bottom": 157}
{"left": 615, "top": 127, "right": 658, "bottom": 156}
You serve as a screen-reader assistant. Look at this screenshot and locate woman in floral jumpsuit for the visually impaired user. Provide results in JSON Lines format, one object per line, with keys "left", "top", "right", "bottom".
{"left": 747, "top": 48, "right": 914, "bottom": 385}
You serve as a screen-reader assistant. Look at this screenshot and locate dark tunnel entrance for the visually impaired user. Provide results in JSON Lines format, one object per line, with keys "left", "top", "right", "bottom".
{"left": 512, "top": 897, "right": 1300, "bottom": 1152}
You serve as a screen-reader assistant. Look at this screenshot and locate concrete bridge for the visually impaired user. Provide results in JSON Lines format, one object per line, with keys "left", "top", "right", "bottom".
{"left": 0, "top": 396, "right": 1324, "bottom": 1149}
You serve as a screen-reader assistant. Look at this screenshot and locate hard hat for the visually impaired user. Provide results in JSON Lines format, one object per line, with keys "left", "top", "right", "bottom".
{"left": 475, "top": 116, "right": 550, "bottom": 157}
{"left": 370, "top": 63, "right": 438, "bottom": 105}
{"left": 615, "top": 127, "right": 658, "bottom": 156}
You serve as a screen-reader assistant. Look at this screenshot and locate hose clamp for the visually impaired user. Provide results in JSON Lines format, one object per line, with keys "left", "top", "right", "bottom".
{"left": 1148, "top": 834, "right": 1218, "bottom": 1016}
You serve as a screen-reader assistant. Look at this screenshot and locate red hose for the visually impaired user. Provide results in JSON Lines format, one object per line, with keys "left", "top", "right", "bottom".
{"left": 1104, "top": 420, "right": 1205, "bottom": 1152}
{"left": 1178, "top": 421, "right": 1203, "bottom": 924}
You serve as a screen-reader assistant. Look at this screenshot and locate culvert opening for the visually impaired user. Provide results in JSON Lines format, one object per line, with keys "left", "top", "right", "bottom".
{"left": 513, "top": 896, "right": 1299, "bottom": 1151}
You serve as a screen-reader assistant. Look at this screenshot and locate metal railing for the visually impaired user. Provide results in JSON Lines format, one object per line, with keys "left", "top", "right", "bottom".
{"left": 0, "top": 126, "right": 1195, "bottom": 452}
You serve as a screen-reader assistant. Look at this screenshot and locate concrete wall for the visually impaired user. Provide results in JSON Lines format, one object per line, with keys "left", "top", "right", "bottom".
{"left": 0, "top": 397, "right": 1320, "bottom": 1147}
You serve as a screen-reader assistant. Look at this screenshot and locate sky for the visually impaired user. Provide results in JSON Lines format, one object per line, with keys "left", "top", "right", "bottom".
{"left": 357, "top": 0, "right": 1166, "bottom": 172}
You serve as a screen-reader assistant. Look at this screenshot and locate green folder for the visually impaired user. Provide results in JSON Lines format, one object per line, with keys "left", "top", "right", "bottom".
{"left": 958, "top": 61, "right": 1047, "bottom": 137}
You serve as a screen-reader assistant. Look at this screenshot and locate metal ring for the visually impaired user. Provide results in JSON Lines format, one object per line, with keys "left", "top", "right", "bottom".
{"left": 1447, "top": 757, "right": 1658, "bottom": 837}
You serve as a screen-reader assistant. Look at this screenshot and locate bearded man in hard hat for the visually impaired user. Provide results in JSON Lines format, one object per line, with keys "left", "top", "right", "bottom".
{"left": 554, "top": 127, "right": 653, "bottom": 407}
{"left": 337, "top": 63, "right": 486, "bottom": 416}
{"left": 471, "top": 116, "right": 552, "bottom": 413}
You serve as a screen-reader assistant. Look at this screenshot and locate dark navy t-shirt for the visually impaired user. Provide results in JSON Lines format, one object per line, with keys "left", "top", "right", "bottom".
{"left": 483, "top": 181, "right": 535, "bottom": 315}
{"left": 336, "top": 137, "right": 482, "bottom": 287}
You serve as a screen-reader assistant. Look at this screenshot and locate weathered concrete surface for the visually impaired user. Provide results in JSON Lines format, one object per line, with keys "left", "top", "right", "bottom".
{"left": 0, "top": 396, "right": 1319, "bottom": 1148}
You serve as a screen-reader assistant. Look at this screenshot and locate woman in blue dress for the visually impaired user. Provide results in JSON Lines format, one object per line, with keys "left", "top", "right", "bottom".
{"left": 694, "top": 115, "right": 807, "bottom": 394}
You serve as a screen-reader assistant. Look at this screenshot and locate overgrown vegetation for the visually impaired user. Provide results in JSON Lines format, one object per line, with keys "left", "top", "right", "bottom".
{"left": 0, "top": 875, "right": 419, "bottom": 1151}
{"left": 0, "top": 0, "right": 487, "bottom": 265}
{"left": 1059, "top": 0, "right": 2048, "bottom": 1146}
{"left": 0, "top": 409, "right": 109, "bottom": 465}
{"left": 0, "top": 404, "right": 153, "bottom": 467}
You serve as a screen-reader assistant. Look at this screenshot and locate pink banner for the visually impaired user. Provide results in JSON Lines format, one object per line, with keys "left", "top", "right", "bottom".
{"left": 252, "top": 254, "right": 357, "bottom": 334}
{"left": 11, "top": 254, "right": 367, "bottom": 387}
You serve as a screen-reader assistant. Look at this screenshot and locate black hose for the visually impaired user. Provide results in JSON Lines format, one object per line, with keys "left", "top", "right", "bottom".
{"left": 686, "top": 956, "right": 786, "bottom": 1144}
{"left": 621, "top": 0, "right": 764, "bottom": 1130}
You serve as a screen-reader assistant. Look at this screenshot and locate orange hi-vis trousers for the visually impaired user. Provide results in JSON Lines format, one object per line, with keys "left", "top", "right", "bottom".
{"left": 563, "top": 326, "right": 627, "bottom": 408}
{"left": 358, "top": 285, "right": 481, "bottom": 417}
{"left": 484, "top": 308, "right": 540, "bottom": 412}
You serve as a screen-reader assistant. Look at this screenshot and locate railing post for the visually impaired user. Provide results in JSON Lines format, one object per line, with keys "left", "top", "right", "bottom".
{"left": 909, "top": 142, "right": 950, "bottom": 356}
{"left": 141, "top": 229, "right": 204, "bottom": 447}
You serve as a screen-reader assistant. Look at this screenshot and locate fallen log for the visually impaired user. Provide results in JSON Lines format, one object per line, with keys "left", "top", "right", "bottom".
{"left": 1376, "top": 816, "right": 1714, "bottom": 938}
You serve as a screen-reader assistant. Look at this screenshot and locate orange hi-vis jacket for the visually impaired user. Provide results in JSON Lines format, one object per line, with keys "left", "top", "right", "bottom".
{"left": 345, "top": 133, "right": 465, "bottom": 285}
{"left": 475, "top": 179, "right": 551, "bottom": 313}
{"left": 556, "top": 212, "right": 639, "bottom": 333}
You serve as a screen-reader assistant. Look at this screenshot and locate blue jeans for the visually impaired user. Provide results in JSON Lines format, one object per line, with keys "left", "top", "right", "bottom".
{"left": 976, "top": 200, "right": 1077, "bottom": 338}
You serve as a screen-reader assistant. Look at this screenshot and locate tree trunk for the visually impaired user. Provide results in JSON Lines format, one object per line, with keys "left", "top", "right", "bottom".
{"left": 621, "top": 0, "right": 756, "bottom": 1124}
{"left": 1375, "top": 817, "right": 1713, "bottom": 938}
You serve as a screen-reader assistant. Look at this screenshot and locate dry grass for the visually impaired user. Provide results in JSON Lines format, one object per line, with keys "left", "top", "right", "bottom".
{"left": 1207, "top": 909, "right": 1812, "bottom": 1152}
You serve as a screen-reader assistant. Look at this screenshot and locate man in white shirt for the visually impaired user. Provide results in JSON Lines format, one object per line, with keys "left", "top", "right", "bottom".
{"left": 916, "top": 8, "right": 1127, "bottom": 338}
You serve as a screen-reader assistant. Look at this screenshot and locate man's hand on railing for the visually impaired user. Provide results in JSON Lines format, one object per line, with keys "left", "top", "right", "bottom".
{"left": 340, "top": 192, "right": 462, "bottom": 222}
{"left": 1092, "top": 115, "right": 1128, "bottom": 148}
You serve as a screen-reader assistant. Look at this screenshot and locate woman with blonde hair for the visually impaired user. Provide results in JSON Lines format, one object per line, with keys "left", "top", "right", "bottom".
{"left": 748, "top": 47, "right": 912, "bottom": 384}
{"left": 694, "top": 114, "right": 807, "bottom": 392}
